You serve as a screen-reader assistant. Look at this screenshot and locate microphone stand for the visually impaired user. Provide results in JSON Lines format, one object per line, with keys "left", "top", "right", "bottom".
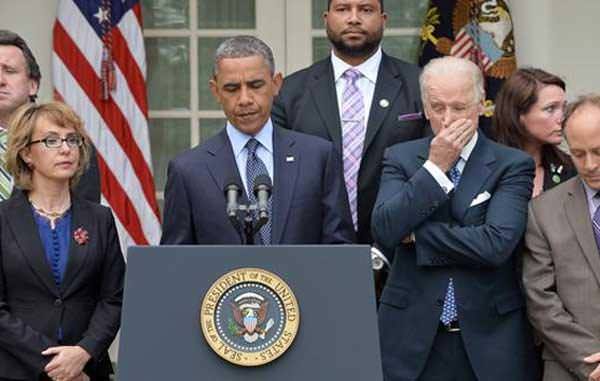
{"left": 224, "top": 177, "right": 271, "bottom": 245}
{"left": 232, "top": 203, "right": 267, "bottom": 245}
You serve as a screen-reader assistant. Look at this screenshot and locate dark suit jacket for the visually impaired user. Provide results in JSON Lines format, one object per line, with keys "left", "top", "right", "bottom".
{"left": 523, "top": 177, "right": 600, "bottom": 380}
{"left": 542, "top": 155, "right": 576, "bottom": 192}
{"left": 74, "top": 146, "right": 101, "bottom": 203}
{"left": 272, "top": 52, "right": 427, "bottom": 244}
{"left": 160, "top": 126, "right": 355, "bottom": 245}
{"left": 0, "top": 190, "right": 125, "bottom": 380}
{"left": 372, "top": 133, "right": 538, "bottom": 381}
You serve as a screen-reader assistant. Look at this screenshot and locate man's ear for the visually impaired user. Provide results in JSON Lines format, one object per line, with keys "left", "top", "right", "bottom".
{"left": 272, "top": 72, "right": 283, "bottom": 96}
{"left": 28, "top": 79, "right": 39, "bottom": 98}
{"left": 209, "top": 78, "right": 221, "bottom": 104}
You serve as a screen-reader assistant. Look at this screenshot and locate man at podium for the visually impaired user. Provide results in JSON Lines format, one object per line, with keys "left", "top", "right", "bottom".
{"left": 161, "top": 35, "right": 354, "bottom": 246}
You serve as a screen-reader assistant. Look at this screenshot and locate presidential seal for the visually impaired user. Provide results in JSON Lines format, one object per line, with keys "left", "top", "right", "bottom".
{"left": 200, "top": 268, "right": 300, "bottom": 367}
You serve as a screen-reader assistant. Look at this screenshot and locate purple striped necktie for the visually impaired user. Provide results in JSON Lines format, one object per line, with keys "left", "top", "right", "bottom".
{"left": 592, "top": 192, "right": 600, "bottom": 253}
{"left": 341, "top": 68, "right": 366, "bottom": 230}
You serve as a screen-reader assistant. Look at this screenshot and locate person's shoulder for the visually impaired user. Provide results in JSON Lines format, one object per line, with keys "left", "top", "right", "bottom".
{"left": 486, "top": 136, "right": 533, "bottom": 165}
{"left": 74, "top": 197, "right": 113, "bottom": 219}
{"left": 382, "top": 52, "right": 421, "bottom": 75}
{"left": 277, "top": 126, "right": 333, "bottom": 151}
{"left": 281, "top": 57, "right": 330, "bottom": 85}
{"left": 530, "top": 176, "right": 580, "bottom": 214}
{"left": 169, "top": 132, "right": 225, "bottom": 168}
{"left": 385, "top": 136, "right": 430, "bottom": 157}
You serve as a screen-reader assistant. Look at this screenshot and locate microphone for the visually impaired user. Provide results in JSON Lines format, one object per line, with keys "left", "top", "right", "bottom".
{"left": 253, "top": 174, "right": 272, "bottom": 223}
{"left": 223, "top": 178, "right": 242, "bottom": 219}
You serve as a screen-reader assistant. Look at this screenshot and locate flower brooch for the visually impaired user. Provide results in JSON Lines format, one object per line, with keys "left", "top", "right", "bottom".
{"left": 73, "top": 227, "right": 90, "bottom": 245}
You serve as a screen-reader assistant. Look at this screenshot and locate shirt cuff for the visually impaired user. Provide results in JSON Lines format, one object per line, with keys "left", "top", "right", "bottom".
{"left": 423, "top": 160, "right": 454, "bottom": 194}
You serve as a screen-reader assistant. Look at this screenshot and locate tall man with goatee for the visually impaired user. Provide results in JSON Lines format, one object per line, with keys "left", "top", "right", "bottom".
{"left": 272, "top": 0, "right": 427, "bottom": 251}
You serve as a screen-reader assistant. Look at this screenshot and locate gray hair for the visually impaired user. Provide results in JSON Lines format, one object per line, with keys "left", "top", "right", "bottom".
{"left": 420, "top": 56, "right": 485, "bottom": 105}
{"left": 213, "top": 35, "right": 275, "bottom": 76}
{"left": 563, "top": 93, "right": 600, "bottom": 137}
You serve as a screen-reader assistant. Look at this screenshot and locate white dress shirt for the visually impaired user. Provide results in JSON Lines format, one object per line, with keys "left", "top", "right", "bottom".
{"left": 583, "top": 181, "right": 600, "bottom": 220}
{"left": 226, "top": 119, "right": 274, "bottom": 196}
{"left": 331, "top": 46, "right": 382, "bottom": 127}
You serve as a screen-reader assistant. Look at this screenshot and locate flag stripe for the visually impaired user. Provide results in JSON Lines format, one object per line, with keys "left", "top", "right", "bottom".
{"left": 55, "top": 7, "right": 152, "bottom": 167}
{"left": 53, "top": 0, "right": 161, "bottom": 250}
{"left": 116, "top": 9, "right": 147, "bottom": 78}
{"left": 52, "top": 55, "right": 161, "bottom": 244}
{"left": 111, "top": 27, "right": 148, "bottom": 115}
{"left": 53, "top": 23, "right": 160, "bottom": 222}
{"left": 97, "top": 154, "right": 148, "bottom": 244}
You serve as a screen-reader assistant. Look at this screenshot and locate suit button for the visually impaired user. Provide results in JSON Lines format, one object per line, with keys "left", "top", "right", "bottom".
{"left": 54, "top": 298, "right": 63, "bottom": 307}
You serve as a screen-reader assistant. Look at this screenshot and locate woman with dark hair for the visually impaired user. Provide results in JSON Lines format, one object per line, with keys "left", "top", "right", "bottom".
{"left": 0, "top": 101, "right": 124, "bottom": 381}
{"left": 493, "top": 67, "right": 576, "bottom": 197}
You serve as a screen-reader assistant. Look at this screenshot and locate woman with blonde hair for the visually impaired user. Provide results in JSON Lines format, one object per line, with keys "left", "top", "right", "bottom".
{"left": 0, "top": 101, "right": 124, "bottom": 381}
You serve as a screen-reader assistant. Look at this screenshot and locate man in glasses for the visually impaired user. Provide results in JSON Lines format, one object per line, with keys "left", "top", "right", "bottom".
{"left": 0, "top": 29, "right": 100, "bottom": 202}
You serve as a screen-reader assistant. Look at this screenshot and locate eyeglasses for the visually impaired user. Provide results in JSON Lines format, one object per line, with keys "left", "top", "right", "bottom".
{"left": 28, "top": 134, "right": 83, "bottom": 149}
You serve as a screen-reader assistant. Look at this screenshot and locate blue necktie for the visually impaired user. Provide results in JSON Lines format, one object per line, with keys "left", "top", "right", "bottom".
{"left": 245, "top": 138, "right": 272, "bottom": 245}
{"left": 440, "top": 163, "right": 461, "bottom": 325}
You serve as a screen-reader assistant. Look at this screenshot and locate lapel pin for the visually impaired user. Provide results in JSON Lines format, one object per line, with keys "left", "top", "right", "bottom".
{"left": 379, "top": 99, "right": 390, "bottom": 108}
{"left": 286, "top": 155, "right": 295, "bottom": 162}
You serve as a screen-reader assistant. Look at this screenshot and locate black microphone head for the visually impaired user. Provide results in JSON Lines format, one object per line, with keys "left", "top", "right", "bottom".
{"left": 223, "top": 178, "right": 242, "bottom": 196}
{"left": 253, "top": 174, "right": 272, "bottom": 195}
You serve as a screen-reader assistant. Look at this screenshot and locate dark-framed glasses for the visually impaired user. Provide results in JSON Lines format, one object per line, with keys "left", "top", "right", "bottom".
{"left": 28, "top": 134, "right": 83, "bottom": 149}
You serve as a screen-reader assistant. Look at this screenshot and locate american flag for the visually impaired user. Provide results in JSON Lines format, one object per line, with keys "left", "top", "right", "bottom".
{"left": 450, "top": 26, "right": 494, "bottom": 72}
{"left": 52, "top": 0, "right": 161, "bottom": 251}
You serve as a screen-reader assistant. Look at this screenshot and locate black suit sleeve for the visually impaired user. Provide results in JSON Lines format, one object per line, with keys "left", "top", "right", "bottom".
{"left": 272, "top": 91, "right": 289, "bottom": 129}
{"left": 372, "top": 148, "right": 449, "bottom": 250}
{"left": 0, "top": 226, "right": 57, "bottom": 375}
{"left": 160, "top": 159, "right": 197, "bottom": 244}
{"left": 77, "top": 208, "right": 125, "bottom": 359}
{"left": 321, "top": 143, "right": 356, "bottom": 244}
{"left": 414, "top": 156, "right": 534, "bottom": 268}
{"left": 74, "top": 146, "right": 101, "bottom": 203}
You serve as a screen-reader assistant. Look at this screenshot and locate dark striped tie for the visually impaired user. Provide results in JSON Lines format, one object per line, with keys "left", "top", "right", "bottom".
{"left": 245, "top": 138, "right": 272, "bottom": 245}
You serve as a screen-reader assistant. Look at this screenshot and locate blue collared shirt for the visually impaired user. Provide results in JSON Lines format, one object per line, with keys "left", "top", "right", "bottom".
{"left": 226, "top": 119, "right": 274, "bottom": 195}
{"left": 583, "top": 180, "right": 600, "bottom": 220}
{"left": 32, "top": 209, "right": 72, "bottom": 286}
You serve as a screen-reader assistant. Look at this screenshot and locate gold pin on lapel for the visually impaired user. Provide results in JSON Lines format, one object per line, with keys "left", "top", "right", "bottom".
{"left": 286, "top": 155, "right": 295, "bottom": 162}
{"left": 379, "top": 99, "right": 390, "bottom": 108}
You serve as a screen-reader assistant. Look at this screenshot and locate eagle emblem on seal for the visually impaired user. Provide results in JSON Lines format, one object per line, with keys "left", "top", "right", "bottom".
{"left": 228, "top": 292, "right": 275, "bottom": 343}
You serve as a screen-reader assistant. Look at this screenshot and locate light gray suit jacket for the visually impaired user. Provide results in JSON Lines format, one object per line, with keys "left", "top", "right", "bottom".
{"left": 523, "top": 176, "right": 600, "bottom": 381}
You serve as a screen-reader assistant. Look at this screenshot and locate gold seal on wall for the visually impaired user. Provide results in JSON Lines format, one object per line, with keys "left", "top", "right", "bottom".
{"left": 199, "top": 268, "right": 300, "bottom": 367}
